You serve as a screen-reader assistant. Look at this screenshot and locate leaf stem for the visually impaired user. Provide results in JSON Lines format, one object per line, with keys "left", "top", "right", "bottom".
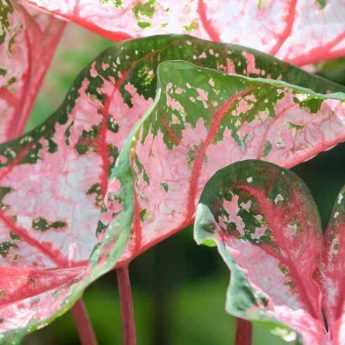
{"left": 71, "top": 299, "right": 98, "bottom": 345}
{"left": 235, "top": 318, "right": 252, "bottom": 345}
{"left": 117, "top": 265, "right": 137, "bottom": 345}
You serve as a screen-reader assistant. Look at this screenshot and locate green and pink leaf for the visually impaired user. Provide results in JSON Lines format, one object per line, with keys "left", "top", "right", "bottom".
{"left": 194, "top": 160, "right": 326, "bottom": 344}
{"left": 117, "top": 60, "right": 345, "bottom": 265}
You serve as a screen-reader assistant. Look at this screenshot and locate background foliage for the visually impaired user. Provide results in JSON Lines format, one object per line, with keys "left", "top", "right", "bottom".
{"left": 23, "top": 23, "right": 345, "bottom": 345}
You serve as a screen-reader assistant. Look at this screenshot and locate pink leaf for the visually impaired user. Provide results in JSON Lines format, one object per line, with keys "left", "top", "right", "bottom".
{"left": 0, "top": 53, "right": 133, "bottom": 340}
{"left": 0, "top": 1, "right": 65, "bottom": 142}
{"left": 195, "top": 160, "right": 345, "bottom": 345}
{"left": 194, "top": 160, "right": 327, "bottom": 344}
{"left": 23, "top": 0, "right": 345, "bottom": 65}
{"left": 116, "top": 60, "right": 345, "bottom": 268}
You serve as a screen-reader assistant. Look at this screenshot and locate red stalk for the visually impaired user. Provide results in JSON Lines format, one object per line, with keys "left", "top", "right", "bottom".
{"left": 117, "top": 265, "right": 137, "bottom": 345}
{"left": 71, "top": 299, "right": 98, "bottom": 345}
{"left": 235, "top": 318, "right": 252, "bottom": 345}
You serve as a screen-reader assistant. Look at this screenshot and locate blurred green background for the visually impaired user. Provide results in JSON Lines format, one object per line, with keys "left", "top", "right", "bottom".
{"left": 23, "top": 23, "right": 345, "bottom": 345}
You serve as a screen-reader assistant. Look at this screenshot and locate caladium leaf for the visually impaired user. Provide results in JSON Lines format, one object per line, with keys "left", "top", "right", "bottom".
{"left": 194, "top": 160, "right": 326, "bottom": 345}
{"left": 0, "top": 49, "right": 130, "bottom": 343}
{"left": 194, "top": 160, "right": 345, "bottom": 345}
{"left": 115, "top": 60, "right": 345, "bottom": 266}
{"left": 3, "top": 34, "right": 342, "bottom": 341}
{"left": 0, "top": 0, "right": 65, "bottom": 142}
{"left": 322, "top": 186, "right": 345, "bottom": 344}
{"left": 22, "top": 0, "right": 345, "bottom": 65}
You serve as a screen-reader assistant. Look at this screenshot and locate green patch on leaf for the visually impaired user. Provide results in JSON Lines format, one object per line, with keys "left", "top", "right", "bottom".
{"left": 87, "top": 183, "right": 104, "bottom": 207}
{"left": 96, "top": 221, "right": 107, "bottom": 236}
{"left": 184, "top": 20, "right": 199, "bottom": 32}
{"left": 100, "top": 0, "right": 123, "bottom": 7}
{"left": 134, "top": 154, "right": 150, "bottom": 184}
{"left": 316, "top": 0, "right": 326, "bottom": 8}
{"left": 0, "top": 0, "right": 13, "bottom": 44}
{"left": 0, "top": 241, "right": 17, "bottom": 258}
{"left": 160, "top": 182, "right": 169, "bottom": 192}
{"left": 108, "top": 117, "right": 119, "bottom": 133}
{"left": 288, "top": 122, "right": 305, "bottom": 130}
{"left": 294, "top": 94, "right": 323, "bottom": 113}
{"left": 140, "top": 208, "right": 148, "bottom": 221}
{"left": 0, "top": 186, "right": 11, "bottom": 208}
{"left": 263, "top": 141, "right": 272, "bottom": 157}
{"left": 75, "top": 143, "right": 89, "bottom": 155}
{"left": 133, "top": 0, "right": 156, "bottom": 29}
{"left": 32, "top": 217, "right": 67, "bottom": 232}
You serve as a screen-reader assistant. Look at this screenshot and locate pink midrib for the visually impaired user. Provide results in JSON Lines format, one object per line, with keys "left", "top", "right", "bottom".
{"left": 119, "top": 88, "right": 252, "bottom": 264}
{"left": 0, "top": 73, "right": 127, "bottom": 272}
{"left": 0, "top": 74, "right": 125, "bottom": 305}
{"left": 238, "top": 184, "right": 322, "bottom": 321}
{"left": 288, "top": 31, "right": 345, "bottom": 66}
{"left": 186, "top": 88, "right": 253, "bottom": 218}
{"left": 0, "top": 88, "right": 17, "bottom": 109}
{"left": 5, "top": 11, "right": 66, "bottom": 141}
{"left": 270, "top": 0, "right": 298, "bottom": 56}
{"left": 98, "top": 71, "right": 128, "bottom": 197}
{"left": 197, "top": 0, "right": 220, "bottom": 42}
{"left": 0, "top": 210, "right": 72, "bottom": 267}
{"left": 0, "top": 265, "right": 85, "bottom": 306}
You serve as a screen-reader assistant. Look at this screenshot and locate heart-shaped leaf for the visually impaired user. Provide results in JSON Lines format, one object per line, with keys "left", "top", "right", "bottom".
{"left": 116, "top": 60, "right": 345, "bottom": 265}
{"left": 194, "top": 159, "right": 345, "bottom": 345}
{"left": 0, "top": 0, "right": 65, "bottom": 142}
{"left": 194, "top": 160, "right": 326, "bottom": 344}
{"left": 0, "top": 44, "right": 131, "bottom": 344}
{"left": 0, "top": 35, "right": 344, "bottom": 341}
{"left": 22, "top": 0, "right": 345, "bottom": 65}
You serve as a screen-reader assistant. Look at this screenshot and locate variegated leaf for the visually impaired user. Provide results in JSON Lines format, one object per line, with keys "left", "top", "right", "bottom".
{"left": 3, "top": 34, "right": 341, "bottom": 341}
{"left": 194, "top": 160, "right": 326, "bottom": 345}
{"left": 0, "top": 0, "right": 65, "bottom": 142}
{"left": 116, "top": 60, "right": 345, "bottom": 266}
{"left": 22, "top": 0, "right": 345, "bottom": 65}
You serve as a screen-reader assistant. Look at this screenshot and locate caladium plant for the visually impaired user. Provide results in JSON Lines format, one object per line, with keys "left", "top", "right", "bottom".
{"left": 0, "top": 34, "right": 345, "bottom": 343}
{"left": 0, "top": 0, "right": 345, "bottom": 344}
{"left": 193, "top": 159, "right": 345, "bottom": 345}
{"left": 21, "top": 0, "right": 345, "bottom": 66}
